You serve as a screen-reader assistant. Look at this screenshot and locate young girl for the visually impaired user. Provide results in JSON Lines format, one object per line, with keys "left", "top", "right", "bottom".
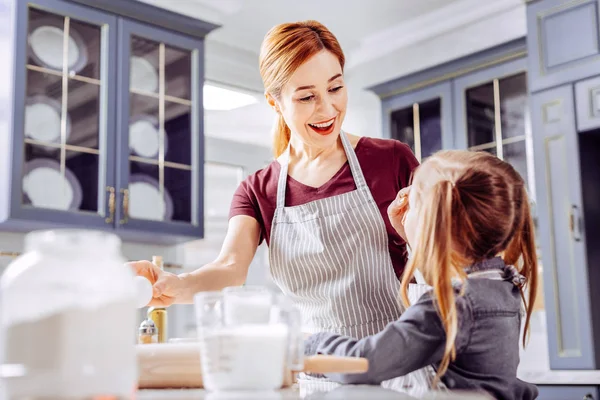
{"left": 304, "top": 150, "right": 539, "bottom": 400}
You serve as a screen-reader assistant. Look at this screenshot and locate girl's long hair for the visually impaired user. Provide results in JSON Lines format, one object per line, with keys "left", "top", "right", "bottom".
{"left": 399, "top": 150, "right": 538, "bottom": 382}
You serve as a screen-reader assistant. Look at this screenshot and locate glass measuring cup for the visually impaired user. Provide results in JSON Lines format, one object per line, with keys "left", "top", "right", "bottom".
{"left": 194, "top": 286, "right": 304, "bottom": 392}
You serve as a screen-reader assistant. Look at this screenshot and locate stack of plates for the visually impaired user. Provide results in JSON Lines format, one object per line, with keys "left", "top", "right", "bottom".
{"left": 130, "top": 56, "right": 158, "bottom": 93}
{"left": 129, "top": 115, "right": 168, "bottom": 159}
{"left": 129, "top": 174, "right": 173, "bottom": 221}
{"left": 28, "top": 20, "right": 88, "bottom": 73}
{"left": 22, "top": 159, "right": 82, "bottom": 211}
{"left": 25, "top": 95, "right": 71, "bottom": 144}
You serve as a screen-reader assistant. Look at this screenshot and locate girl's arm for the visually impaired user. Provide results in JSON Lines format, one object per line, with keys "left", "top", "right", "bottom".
{"left": 304, "top": 294, "right": 471, "bottom": 384}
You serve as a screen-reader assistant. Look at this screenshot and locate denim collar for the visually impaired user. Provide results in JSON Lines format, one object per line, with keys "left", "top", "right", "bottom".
{"left": 463, "top": 257, "right": 526, "bottom": 288}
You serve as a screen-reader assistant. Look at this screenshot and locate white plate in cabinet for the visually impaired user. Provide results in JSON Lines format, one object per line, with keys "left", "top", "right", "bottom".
{"left": 575, "top": 75, "right": 600, "bottom": 132}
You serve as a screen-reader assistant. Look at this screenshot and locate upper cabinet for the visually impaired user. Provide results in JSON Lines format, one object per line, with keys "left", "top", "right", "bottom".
{"left": 375, "top": 40, "right": 531, "bottom": 193}
{"left": 453, "top": 58, "right": 532, "bottom": 194}
{"left": 9, "top": 0, "right": 118, "bottom": 230}
{"left": 527, "top": 0, "right": 600, "bottom": 92}
{"left": 381, "top": 82, "right": 453, "bottom": 162}
{"left": 0, "top": 0, "right": 218, "bottom": 244}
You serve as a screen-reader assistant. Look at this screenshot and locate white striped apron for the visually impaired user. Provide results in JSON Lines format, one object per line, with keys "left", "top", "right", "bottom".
{"left": 268, "top": 131, "right": 440, "bottom": 394}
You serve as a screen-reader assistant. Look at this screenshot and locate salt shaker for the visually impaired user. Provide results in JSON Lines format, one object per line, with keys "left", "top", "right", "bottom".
{"left": 138, "top": 319, "right": 158, "bottom": 344}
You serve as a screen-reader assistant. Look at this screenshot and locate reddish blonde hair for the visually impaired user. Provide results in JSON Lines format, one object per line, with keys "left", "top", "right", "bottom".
{"left": 399, "top": 150, "right": 538, "bottom": 383}
{"left": 259, "top": 21, "right": 345, "bottom": 157}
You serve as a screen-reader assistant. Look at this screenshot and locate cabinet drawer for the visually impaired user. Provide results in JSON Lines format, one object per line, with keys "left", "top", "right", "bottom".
{"left": 537, "top": 385, "right": 599, "bottom": 400}
{"left": 575, "top": 75, "right": 600, "bottom": 131}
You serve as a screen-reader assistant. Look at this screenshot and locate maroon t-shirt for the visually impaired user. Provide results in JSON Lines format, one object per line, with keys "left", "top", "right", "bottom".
{"left": 229, "top": 137, "right": 419, "bottom": 279}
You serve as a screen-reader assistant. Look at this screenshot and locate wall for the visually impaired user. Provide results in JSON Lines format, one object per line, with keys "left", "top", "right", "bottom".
{"left": 343, "top": 83, "right": 383, "bottom": 139}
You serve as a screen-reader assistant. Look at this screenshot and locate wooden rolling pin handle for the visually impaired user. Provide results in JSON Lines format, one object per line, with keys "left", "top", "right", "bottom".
{"left": 300, "top": 355, "right": 369, "bottom": 374}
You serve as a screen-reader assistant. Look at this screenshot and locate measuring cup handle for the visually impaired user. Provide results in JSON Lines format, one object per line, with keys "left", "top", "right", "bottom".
{"left": 274, "top": 295, "right": 305, "bottom": 371}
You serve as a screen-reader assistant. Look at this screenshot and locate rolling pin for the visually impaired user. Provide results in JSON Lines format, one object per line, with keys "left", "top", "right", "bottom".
{"left": 136, "top": 343, "right": 368, "bottom": 389}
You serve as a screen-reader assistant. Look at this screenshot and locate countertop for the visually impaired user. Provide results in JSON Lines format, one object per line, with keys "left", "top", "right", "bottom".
{"left": 136, "top": 380, "right": 492, "bottom": 400}
{"left": 136, "top": 386, "right": 491, "bottom": 400}
{"left": 517, "top": 369, "right": 600, "bottom": 385}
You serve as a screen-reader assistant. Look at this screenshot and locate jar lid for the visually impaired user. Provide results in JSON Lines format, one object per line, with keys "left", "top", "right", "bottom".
{"left": 139, "top": 318, "right": 157, "bottom": 334}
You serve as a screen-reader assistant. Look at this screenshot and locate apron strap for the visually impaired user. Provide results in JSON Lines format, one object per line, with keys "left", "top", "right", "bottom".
{"left": 275, "top": 131, "right": 368, "bottom": 210}
{"left": 276, "top": 145, "right": 290, "bottom": 210}
{"left": 339, "top": 130, "right": 368, "bottom": 190}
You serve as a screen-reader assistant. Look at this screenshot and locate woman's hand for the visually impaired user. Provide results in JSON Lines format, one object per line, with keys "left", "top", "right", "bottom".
{"left": 127, "top": 260, "right": 185, "bottom": 307}
{"left": 387, "top": 186, "right": 410, "bottom": 243}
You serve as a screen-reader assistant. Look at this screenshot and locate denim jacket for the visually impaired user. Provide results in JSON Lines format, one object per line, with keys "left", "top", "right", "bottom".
{"left": 304, "top": 257, "right": 538, "bottom": 400}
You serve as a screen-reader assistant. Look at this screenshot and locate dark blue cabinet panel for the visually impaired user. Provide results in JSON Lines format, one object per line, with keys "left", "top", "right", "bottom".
{"left": 531, "top": 84, "right": 596, "bottom": 369}
{"left": 527, "top": 0, "right": 600, "bottom": 92}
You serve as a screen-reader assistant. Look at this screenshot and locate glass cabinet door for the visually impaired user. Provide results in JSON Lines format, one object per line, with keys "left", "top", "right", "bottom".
{"left": 464, "top": 72, "right": 529, "bottom": 188}
{"left": 390, "top": 99, "right": 443, "bottom": 162}
{"left": 384, "top": 82, "right": 452, "bottom": 162}
{"left": 453, "top": 58, "right": 532, "bottom": 196}
{"left": 13, "top": 0, "right": 116, "bottom": 228}
{"left": 117, "top": 20, "right": 204, "bottom": 238}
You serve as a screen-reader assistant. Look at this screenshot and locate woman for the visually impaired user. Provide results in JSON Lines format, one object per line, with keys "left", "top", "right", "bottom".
{"left": 130, "top": 20, "right": 418, "bottom": 340}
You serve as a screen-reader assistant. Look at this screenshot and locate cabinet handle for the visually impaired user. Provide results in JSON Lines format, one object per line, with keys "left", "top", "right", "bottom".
{"left": 119, "top": 189, "right": 129, "bottom": 225}
{"left": 120, "top": 188, "right": 129, "bottom": 225}
{"left": 570, "top": 205, "right": 582, "bottom": 242}
{"left": 105, "top": 186, "right": 115, "bottom": 224}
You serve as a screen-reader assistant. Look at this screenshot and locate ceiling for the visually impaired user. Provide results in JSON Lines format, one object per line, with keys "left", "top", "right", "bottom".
{"left": 140, "top": 0, "right": 525, "bottom": 147}
{"left": 193, "top": 0, "right": 458, "bottom": 56}
{"left": 143, "top": 0, "right": 463, "bottom": 71}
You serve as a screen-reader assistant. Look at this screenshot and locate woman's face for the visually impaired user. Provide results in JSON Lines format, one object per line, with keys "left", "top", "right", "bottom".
{"left": 268, "top": 50, "right": 348, "bottom": 150}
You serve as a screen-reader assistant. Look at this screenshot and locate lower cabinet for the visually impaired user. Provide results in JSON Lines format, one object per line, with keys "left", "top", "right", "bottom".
{"left": 537, "top": 385, "right": 599, "bottom": 400}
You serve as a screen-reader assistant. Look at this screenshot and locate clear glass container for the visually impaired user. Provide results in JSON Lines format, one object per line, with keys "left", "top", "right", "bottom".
{"left": 194, "top": 287, "right": 304, "bottom": 392}
{"left": 0, "top": 229, "right": 137, "bottom": 399}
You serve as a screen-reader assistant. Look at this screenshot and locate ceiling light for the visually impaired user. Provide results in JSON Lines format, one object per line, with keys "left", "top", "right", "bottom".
{"left": 203, "top": 83, "right": 258, "bottom": 111}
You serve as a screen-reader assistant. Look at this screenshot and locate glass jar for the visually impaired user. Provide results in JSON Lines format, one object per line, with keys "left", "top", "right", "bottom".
{"left": 0, "top": 229, "right": 137, "bottom": 399}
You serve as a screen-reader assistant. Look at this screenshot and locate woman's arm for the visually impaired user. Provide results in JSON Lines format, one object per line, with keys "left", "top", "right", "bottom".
{"left": 175, "top": 215, "right": 261, "bottom": 303}
{"left": 129, "top": 215, "right": 261, "bottom": 306}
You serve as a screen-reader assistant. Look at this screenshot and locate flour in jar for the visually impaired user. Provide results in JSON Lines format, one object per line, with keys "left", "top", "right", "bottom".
{"left": 199, "top": 323, "right": 289, "bottom": 391}
{"left": 1, "top": 299, "right": 137, "bottom": 399}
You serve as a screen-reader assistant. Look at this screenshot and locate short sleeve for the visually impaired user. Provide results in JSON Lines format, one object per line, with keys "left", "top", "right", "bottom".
{"left": 395, "top": 141, "right": 419, "bottom": 188}
{"left": 228, "top": 180, "right": 260, "bottom": 221}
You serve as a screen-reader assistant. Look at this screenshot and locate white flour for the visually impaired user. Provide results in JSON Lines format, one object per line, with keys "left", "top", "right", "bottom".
{"left": 1, "top": 300, "right": 137, "bottom": 399}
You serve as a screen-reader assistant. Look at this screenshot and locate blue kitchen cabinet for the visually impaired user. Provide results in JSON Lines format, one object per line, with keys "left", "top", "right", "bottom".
{"left": 527, "top": 0, "right": 600, "bottom": 93}
{"left": 0, "top": 0, "right": 217, "bottom": 244}
{"left": 530, "top": 84, "right": 599, "bottom": 370}
{"left": 381, "top": 82, "right": 454, "bottom": 162}
{"left": 537, "top": 385, "right": 598, "bottom": 400}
